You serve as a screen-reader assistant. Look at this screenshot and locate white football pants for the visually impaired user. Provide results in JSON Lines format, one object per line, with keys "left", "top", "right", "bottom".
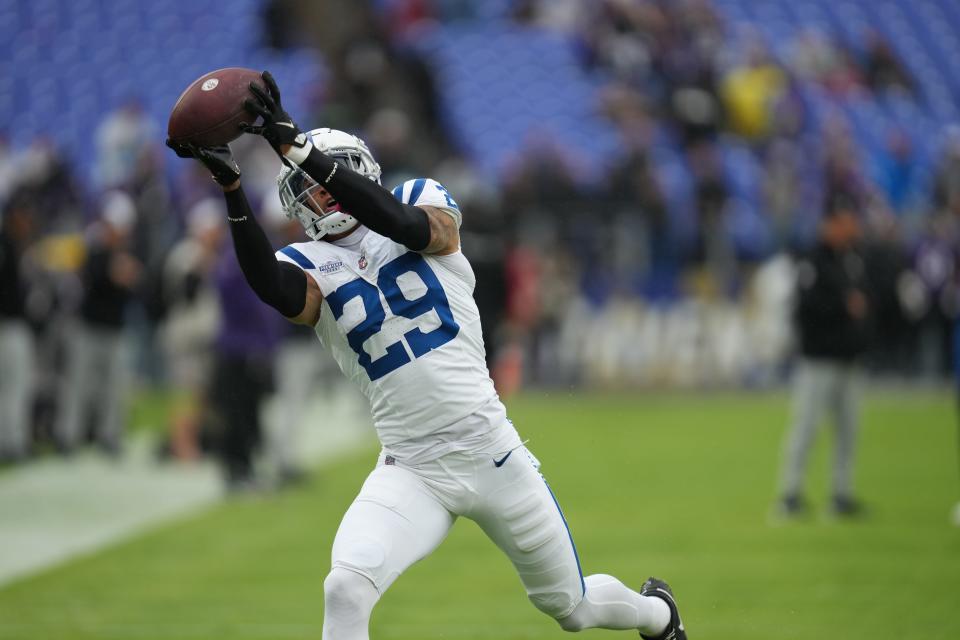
{"left": 323, "top": 444, "right": 669, "bottom": 639}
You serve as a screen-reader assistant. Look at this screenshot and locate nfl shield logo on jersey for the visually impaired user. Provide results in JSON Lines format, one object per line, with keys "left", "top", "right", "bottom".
{"left": 358, "top": 250, "right": 368, "bottom": 270}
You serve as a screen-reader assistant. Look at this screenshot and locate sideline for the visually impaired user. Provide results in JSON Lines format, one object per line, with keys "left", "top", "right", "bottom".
{"left": 0, "top": 389, "right": 374, "bottom": 588}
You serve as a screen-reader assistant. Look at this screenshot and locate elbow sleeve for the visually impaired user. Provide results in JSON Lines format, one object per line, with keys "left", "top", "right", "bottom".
{"left": 224, "top": 187, "right": 308, "bottom": 318}
{"left": 299, "top": 149, "right": 431, "bottom": 250}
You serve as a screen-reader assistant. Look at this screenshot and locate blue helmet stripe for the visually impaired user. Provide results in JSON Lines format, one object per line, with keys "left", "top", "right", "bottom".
{"left": 406, "top": 178, "right": 426, "bottom": 205}
{"left": 280, "top": 246, "right": 315, "bottom": 270}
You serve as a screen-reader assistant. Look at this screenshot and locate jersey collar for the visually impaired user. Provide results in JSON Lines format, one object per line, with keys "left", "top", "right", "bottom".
{"left": 328, "top": 224, "right": 369, "bottom": 250}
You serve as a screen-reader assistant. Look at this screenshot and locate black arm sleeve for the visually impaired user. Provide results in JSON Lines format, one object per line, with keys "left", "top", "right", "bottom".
{"left": 299, "top": 149, "right": 431, "bottom": 250}
{"left": 223, "top": 187, "right": 308, "bottom": 318}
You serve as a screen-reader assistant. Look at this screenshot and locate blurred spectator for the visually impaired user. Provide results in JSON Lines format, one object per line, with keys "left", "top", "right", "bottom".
{"left": 862, "top": 218, "right": 913, "bottom": 373}
{"left": 0, "top": 133, "right": 18, "bottom": 210}
{"left": 158, "top": 199, "right": 225, "bottom": 461}
{"left": 933, "top": 127, "right": 960, "bottom": 217}
{"left": 821, "top": 116, "right": 869, "bottom": 213}
{"left": 863, "top": 31, "right": 914, "bottom": 96}
{"left": 688, "top": 141, "right": 733, "bottom": 288}
{"left": 512, "top": 0, "right": 586, "bottom": 34}
{"left": 721, "top": 38, "right": 786, "bottom": 142}
{"left": 432, "top": 0, "right": 477, "bottom": 21}
{"left": 207, "top": 244, "right": 282, "bottom": 492}
{"left": 261, "top": 0, "right": 304, "bottom": 50}
{"left": 381, "top": 0, "right": 435, "bottom": 37}
{"left": 777, "top": 199, "right": 870, "bottom": 518}
{"left": 0, "top": 196, "right": 37, "bottom": 462}
{"left": 94, "top": 99, "right": 158, "bottom": 190}
{"left": 365, "top": 107, "right": 420, "bottom": 186}
{"left": 874, "top": 129, "right": 922, "bottom": 216}
{"left": 435, "top": 155, "right": 508, "bottom": 364}
{"left": 606, "top": 142, "right": 670, "bottom": 276}
{"left": 578, "top": 0, "right": 658, "bottom": 84}
{"left": 15, "top": 138, "right": 85, "bottom": 229}
{"left": 911, "top": 215, "right": 959, "bottom": 377}
{"left": 56, "top": 192, "right": 142, "bottom": 455}
{"left": 761, "top": 138, "right": 803, "bottom": 250}
{"left": 789, "top": 29, "right": 863, "bottom": 97}
{"left": 264, "top": 203, "right": 329, "bottom": 485}
{"left": 309, "top": 5, "right": 447, "bottom": 167}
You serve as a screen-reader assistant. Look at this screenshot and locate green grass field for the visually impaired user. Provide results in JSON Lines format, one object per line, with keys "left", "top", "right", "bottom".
{"left": 1, "top": 390, "right": 957, "bottom": 639}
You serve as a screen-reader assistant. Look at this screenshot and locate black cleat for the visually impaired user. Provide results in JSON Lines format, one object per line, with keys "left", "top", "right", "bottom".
{"left": 780, "top": 493, "right": 807, "bottom": 514}
{"left": 639, "top": 577, "right": 687, "bottom": 640}
{"left": 830, "top": 495, "right": 867, "bottom": 518}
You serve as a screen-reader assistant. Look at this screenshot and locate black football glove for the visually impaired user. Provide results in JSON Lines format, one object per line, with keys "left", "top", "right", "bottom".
{"left": 166, "top": 139, "right": 241, "bottom": 187}
{"left": 241, "top": 71, "right": 311, "bottom": 162}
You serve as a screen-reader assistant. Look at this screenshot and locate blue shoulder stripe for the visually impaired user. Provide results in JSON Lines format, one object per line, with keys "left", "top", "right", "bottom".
{"left": 391, "top": 185, "right": 403, "bottom": 201}
{"left": 280, "top": 246, "right": 315, "bottom": 270}
{"left": 406, "top": 178, "right": 426, "bottom": 205}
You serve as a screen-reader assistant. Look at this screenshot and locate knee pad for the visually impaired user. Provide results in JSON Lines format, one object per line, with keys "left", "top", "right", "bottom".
{"left": 323, "top": 567, "right": 379, "bottom": 615}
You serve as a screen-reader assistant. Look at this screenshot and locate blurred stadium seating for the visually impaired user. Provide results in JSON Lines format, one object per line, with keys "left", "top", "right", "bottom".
{"left": 0, "top": 0, "right": 954, "bottom": 213}
{"left": 0, "top": 0, "right": 324, "bottom": 179}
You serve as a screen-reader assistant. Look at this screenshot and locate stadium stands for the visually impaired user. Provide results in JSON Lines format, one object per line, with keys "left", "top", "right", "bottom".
{"left": 0, "top": 0, "right": 324, "bottom": 181}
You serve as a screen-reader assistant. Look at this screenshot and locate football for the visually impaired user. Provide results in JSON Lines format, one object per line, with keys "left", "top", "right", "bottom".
{"left": 167, "top": 67, "right": 265, "bottom": 147}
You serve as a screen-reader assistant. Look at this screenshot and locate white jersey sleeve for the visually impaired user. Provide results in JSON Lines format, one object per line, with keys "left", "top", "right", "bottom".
{"left": 391, "top": 178, "right": 462, "bottom": 227}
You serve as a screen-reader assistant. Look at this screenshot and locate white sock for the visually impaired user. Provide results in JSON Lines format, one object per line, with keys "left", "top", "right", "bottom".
{"left": 558, "top": 574, "right": 671, "bottom": 636}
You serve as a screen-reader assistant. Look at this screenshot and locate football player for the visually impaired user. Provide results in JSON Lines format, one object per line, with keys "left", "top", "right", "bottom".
{"left": 167, "top": 71, "right": 687, "bottom": 640}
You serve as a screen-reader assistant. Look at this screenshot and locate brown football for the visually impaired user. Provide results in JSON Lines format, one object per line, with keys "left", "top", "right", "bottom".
{"left": 167, "top": 67, "right": 264, "bottom": 147}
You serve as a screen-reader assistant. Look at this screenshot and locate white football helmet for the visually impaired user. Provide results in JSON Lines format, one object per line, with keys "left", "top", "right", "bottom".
{"left": 277, "top": 127, "right": 381, "bottom": 240}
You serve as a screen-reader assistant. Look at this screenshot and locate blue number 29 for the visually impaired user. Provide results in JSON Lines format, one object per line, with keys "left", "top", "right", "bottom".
{"left": 324, "top": 253, "right": 460, "bottom": 380}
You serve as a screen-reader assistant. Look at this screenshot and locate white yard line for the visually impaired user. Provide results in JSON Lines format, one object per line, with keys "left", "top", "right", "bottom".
{"left": 0, "top": 390, "right": 374, "bottom": 588}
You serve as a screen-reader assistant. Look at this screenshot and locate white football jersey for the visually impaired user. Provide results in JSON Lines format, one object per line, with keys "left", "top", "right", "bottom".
{"left": 275, "top": 178, "right": 518, "bottom": 464}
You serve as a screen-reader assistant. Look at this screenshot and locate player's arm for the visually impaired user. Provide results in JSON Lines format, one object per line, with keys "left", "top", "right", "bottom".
{"left": 241, "top": 71, "right": 454, "bottom": 253}
{"left": 419, "top": 205, "right": 460, "bottom": 255}
{"left": 222, "top": 185, "right": 321, "bottom": 324}
{"left": 165, "top": 139, "right": 317, "bottom": 323}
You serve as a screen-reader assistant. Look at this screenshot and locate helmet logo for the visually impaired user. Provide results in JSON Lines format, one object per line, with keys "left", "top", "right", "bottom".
{"left": 201, "top": 78, "right": 219, "bottom": 91}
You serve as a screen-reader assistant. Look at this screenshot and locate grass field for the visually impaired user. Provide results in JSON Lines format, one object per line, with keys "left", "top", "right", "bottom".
{"left": 0, "top": 390, "right": 957, "bottom": 639}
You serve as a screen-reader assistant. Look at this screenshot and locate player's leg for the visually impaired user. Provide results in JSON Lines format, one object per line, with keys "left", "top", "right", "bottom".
{"left": 323, "top": 460, "right": 456, "bottom": 640}
{"left": 55, "top": 323, "right": 95, "bottom": 451}
{"left": 470, "top": 446, "right": 673, "bottom": 637}
{"left": 830, "top": 362, "right": 862, "bottom": 513}
{"left": 778, "top": 358, "right": 831, "bottom": 511}
{"left": 98, "top": 331, "right": 131, "bottom": 454}
{"left": 4, "top": 323, "right": 35, "bottom": 459}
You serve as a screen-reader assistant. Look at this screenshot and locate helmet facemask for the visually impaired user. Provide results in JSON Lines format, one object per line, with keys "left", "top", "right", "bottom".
{"left": 279, "top": 163, "right": 357, "bottom": 240}
{"left": 277, "top": 129, "right": 382, "bottom": 240}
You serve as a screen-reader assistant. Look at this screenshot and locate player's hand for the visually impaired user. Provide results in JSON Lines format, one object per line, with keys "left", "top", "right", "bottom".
{"left": 165, "top": 139, "right": 241, "bottom": 187}
{"left": 241, "top": 71, "right": 311, "bottom": 161}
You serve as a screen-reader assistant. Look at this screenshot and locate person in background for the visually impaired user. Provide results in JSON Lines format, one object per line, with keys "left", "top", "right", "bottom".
{"left": 55, "top": 191, "right": 142, "bottom": 455}
{"left": 94, "top": 99, "right": 157, "bottom": 190}
{"left": 777, "top": 198, "right": 871, "bottom": 518}
{"left": 158, "top": 198, "right": 225, "bottom": 461}
{"left": 0, "top": 196, "right": 36, "bottom": 462}
{"left": 207, "top": 231, "right": 282, "bottom": 492}
{"left": 265, "top": 201, "right": 330, "bottom": 486}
